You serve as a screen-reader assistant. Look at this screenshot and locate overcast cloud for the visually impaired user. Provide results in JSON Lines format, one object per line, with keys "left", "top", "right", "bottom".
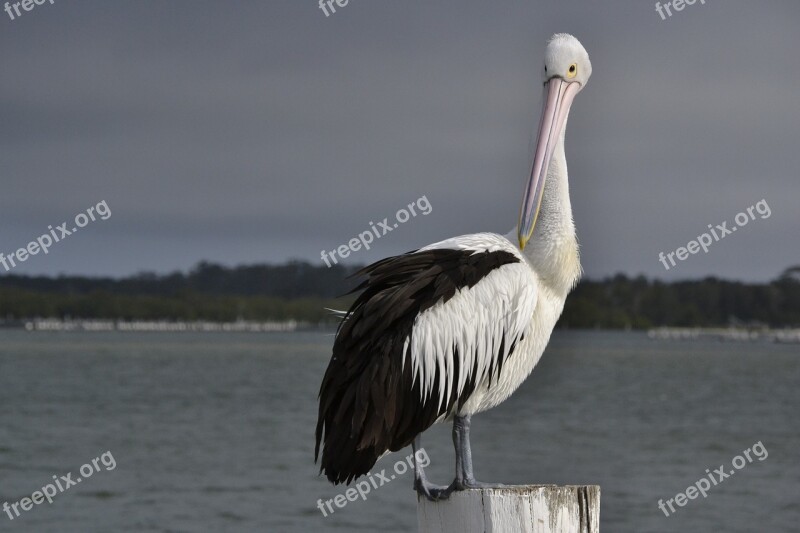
{"left": 1, "top": 0, "right": 798, "bottom": 280}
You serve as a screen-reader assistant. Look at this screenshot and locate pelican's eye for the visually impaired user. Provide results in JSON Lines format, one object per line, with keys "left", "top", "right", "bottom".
{"left": 567, "top": 63, "right": 577, "bottom": 78}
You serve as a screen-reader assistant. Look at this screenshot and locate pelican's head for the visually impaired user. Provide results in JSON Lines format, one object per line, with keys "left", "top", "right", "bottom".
{"left": 541, "top": 33, "right": 592, "bottom": 88}
{"left": 518, "top": 33, "right": 591, "bottom": 250}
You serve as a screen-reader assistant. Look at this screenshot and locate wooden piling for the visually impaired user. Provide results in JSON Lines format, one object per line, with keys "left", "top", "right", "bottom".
{"left": 417, "top": 485, "right": 600, "bottom": 533}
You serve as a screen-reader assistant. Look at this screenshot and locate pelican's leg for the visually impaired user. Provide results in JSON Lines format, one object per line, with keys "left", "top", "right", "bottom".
{"left": 453, "top": 414, "right": 505, "bottom": 490}
{"left": 412, "top": 434, "right": 453, "bottom": 501}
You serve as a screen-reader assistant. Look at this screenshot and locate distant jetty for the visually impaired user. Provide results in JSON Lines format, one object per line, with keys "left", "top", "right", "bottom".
{"left": 17, "top": 318, "right": 305, "bottom": 333}
{"left": 648, "top": 327, "right": 800, "bottom": 344}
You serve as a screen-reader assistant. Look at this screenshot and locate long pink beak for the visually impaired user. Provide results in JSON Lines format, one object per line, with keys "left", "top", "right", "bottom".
{"left": 518, "top": 78, "right": 580, "bottom": 250}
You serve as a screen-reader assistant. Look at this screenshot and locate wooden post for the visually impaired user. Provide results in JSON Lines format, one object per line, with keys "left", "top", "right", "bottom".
{"left": 417, "top": 485, "right": 600, "bottom": 533}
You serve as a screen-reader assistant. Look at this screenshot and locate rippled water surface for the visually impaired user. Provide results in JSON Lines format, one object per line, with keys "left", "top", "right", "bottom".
{"left": 0, "top": 330, "right": 797, "bottom": 532}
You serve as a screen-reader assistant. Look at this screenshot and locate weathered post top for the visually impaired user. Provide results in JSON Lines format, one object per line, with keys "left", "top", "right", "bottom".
{"left": 417, "top": 485, "right": 600, "bottom": 533}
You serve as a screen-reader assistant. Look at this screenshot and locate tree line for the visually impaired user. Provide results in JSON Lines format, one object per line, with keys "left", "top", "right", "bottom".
{"left": 0, "top": 262, "right": 798, "bottom": 328}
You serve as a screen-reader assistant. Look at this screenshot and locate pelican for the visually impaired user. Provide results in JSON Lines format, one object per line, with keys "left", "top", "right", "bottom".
{"left": 315, "top": 33, "right": 592, "bottom": 501}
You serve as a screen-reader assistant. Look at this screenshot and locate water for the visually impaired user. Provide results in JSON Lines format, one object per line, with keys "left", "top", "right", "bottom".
{"left": 0, "top": 330, "right": 797, "bottom": 532}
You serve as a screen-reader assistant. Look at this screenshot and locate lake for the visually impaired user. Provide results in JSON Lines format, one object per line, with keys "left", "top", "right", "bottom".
{"left": 0, "top": 330, "right": 797, "bottom": 532}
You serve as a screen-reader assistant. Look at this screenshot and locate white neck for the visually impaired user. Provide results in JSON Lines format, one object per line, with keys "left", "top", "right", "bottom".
{"left": 507, "top": 126, "right": 581, "bottom": 296}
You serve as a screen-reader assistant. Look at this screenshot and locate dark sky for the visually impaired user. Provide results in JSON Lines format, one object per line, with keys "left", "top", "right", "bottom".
{"left": 1, "top": 1, "right": 798, "bottom": 281}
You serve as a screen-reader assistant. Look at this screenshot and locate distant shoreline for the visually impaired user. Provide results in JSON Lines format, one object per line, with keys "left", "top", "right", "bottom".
{"left": 0, "top": 318, "right": 316, "bottom": 333}
{"left": 1, "top": 319, "right": 799, "bottom": 343}
{"left": 648, "top": 327, "right": 800, "bottom": 344}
